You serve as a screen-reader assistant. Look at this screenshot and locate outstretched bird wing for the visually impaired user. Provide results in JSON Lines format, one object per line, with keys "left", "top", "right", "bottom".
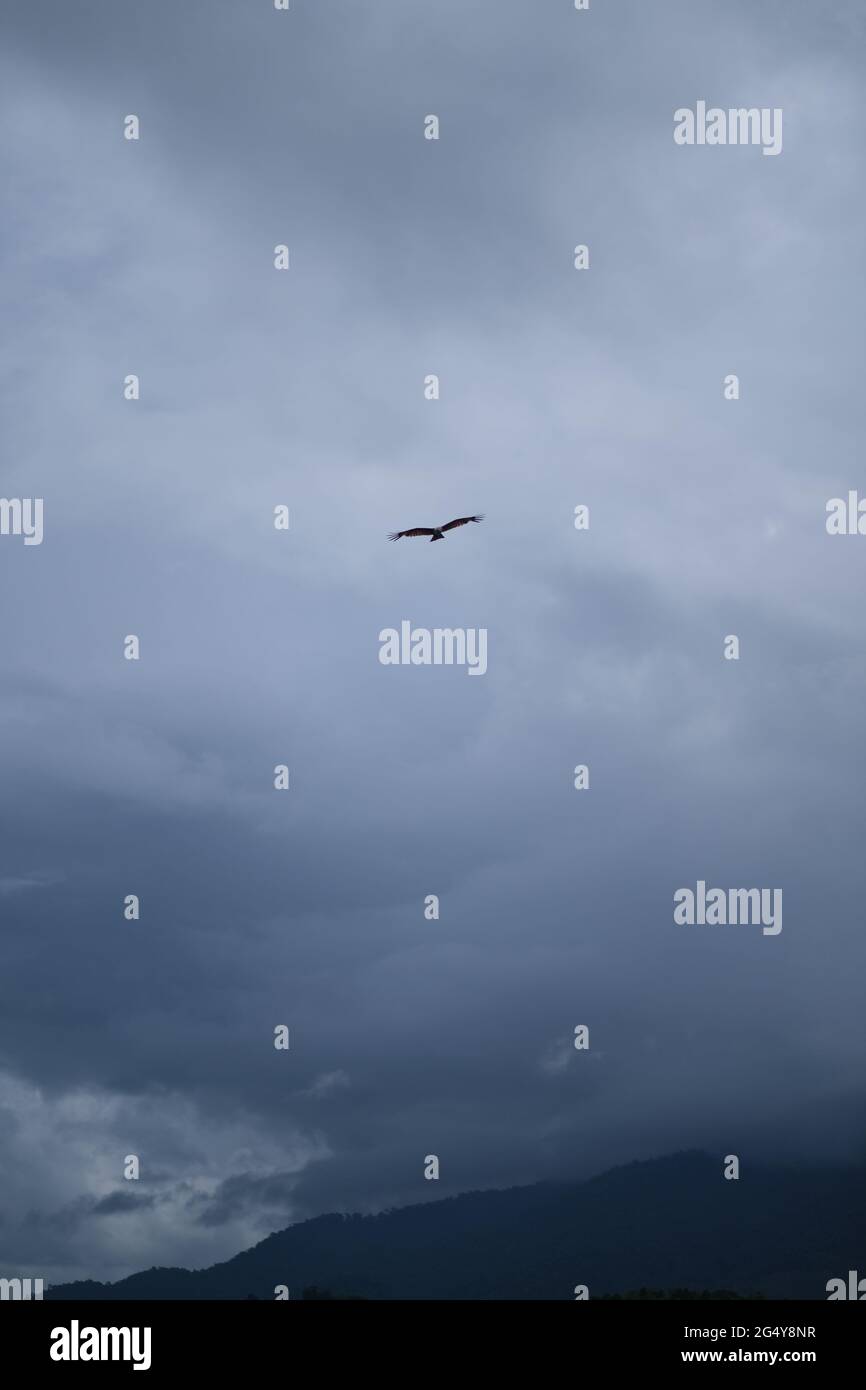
{"left": 388, "top": 527, "right": 436, "bottom": 540}
{"left": 440, "top": 514, "right": 484, "bottom": 532}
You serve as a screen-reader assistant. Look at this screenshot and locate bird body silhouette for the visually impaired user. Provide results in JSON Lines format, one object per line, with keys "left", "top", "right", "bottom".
{"left": 388, "top": 514, "right": 484, "bottom": 542}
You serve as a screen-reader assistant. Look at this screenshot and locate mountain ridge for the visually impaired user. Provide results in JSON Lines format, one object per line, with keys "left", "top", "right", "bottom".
{"left": 45, "top": 1150, "right": 866, "bottom": 1300}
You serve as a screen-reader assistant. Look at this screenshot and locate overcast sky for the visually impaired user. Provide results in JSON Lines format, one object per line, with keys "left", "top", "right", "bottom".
{"left": 1, "top": 0, "right": 865, "bottom": 1286}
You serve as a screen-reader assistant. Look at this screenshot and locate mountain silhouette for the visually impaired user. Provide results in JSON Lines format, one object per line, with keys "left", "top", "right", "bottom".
{"left": 45, "top": 1151, "right": 866, "bottom": 1300}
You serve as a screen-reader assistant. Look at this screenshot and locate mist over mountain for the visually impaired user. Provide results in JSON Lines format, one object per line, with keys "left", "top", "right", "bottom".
{"left": 45, "top": 1152, "right": 866, "bottom": 1301}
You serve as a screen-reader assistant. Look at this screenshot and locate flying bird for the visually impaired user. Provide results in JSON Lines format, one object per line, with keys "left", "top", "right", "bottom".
{"left": 388, "top": 514, "right": 484, "bottom": 542}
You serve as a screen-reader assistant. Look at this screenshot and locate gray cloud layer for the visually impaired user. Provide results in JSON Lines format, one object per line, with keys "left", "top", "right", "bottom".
{"left": 1, "top": 0, "right": 865, "bottom": 1283}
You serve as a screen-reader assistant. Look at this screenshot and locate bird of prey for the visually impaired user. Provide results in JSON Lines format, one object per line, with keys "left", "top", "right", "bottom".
{"left": 388, "top": 514, "right": 484, "bottom": 542}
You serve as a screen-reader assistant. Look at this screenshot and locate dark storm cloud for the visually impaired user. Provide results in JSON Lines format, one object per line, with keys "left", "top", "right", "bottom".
{"left": 193, "top": 1171, "right": 304, "bottom": 1228}
{"left": 1, "top": 0, "right": 865, "bottom": 1282}
{"left": 91, "top": 1191, "right": 157, "bottom": 1217}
